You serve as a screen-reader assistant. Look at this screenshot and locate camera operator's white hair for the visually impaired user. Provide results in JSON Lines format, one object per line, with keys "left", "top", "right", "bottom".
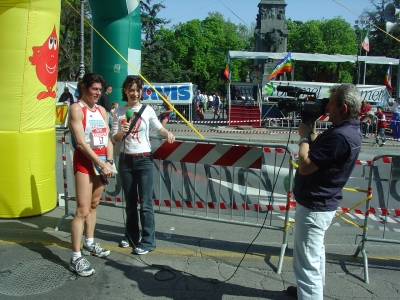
{"left": 330, "top": 83, "right": 361, "bottom": 119}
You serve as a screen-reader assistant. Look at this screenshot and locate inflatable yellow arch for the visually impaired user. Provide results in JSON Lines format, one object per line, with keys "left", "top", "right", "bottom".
{"left": 0, "top": 1, "right": 60, "bottom": 218}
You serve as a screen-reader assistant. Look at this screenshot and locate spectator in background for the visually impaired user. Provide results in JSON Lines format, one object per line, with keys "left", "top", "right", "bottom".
{"left": 159, "top": 93, "right": 173, "bottom": 127}
{"left": 110, "top": 101, "right": 119, "bottom": 114}
{"left": 375, "top": 106, "right": 386, "bottom": 146}
{"left": 198, "top": 91, "right": 205, "bottom": 114}
{"left": 208, "top": 94, "right": 213, "bottom": 111}
{"left": 110, "top": 101, "right": 119, "bottom": 121}
{"left": 359, "top": 100, "right": 372, "bottom": 138}
{"left": 194, "top": 90, "right": 201, "bottom": 119}
{"left": 99, "top": 84, "right": 113, "bottom": 128}
{"left": 213, "top": 92, "right": 220, "bottom": 120}
{"left": 390, "top": 97, "right": 400, "bottom": 141}
{"left": 58, "top": 87, "right": 74, "bottom": 105}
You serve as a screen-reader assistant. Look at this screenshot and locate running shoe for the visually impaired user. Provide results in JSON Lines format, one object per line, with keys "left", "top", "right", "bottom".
{"left": 82, "top": 243, "right": 110, "bottom": 258}
{"left": 69, "top": 257, "right": 95, "bottom": 277}
{"left": 133, "top": 248, "right": 148, "bottom": 255}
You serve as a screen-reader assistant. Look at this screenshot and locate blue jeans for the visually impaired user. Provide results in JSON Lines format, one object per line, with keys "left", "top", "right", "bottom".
{"left": 361, "top": 121, "right": 369, "bottom": 135}
{"left": 293, "top": 204, "right": 335, "bottom": 300}
{"left": 375, "top": 128, "right": 386, "bottom": 144}
{"left": 119, "top": 154, "right": 156, "bottom": 251}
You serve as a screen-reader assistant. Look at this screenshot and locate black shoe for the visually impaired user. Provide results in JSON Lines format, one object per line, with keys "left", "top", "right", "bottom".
{"left": 286, "top": 286, "right": 297, "bottom": 298}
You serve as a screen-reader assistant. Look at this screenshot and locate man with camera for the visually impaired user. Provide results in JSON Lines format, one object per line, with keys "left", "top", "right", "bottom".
{"left": 287, "top": 83, "right": 362, "bottom": 299}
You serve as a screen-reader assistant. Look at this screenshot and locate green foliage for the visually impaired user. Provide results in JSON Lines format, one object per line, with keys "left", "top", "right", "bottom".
{"left": 60, "top": 0, "right": 396, "bottom": 93}
{"left": 364, "top": 0, "right": 400, "bottom": 88}
{"left": 286, "top": 18, "right": 357, "bottom": 83}
{"left": 58, "top": 0, "right": 91, "bottom": 81}
{"left": 149, "top": 13, "right": 254, "bottom": 95}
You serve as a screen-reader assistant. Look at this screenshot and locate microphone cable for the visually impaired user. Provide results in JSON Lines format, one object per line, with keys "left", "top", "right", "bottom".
{"left": 120, "top": 120, "right": 296, "bottom": 285}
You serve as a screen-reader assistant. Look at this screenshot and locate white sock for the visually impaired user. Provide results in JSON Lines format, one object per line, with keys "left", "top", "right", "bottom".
{"left": 72, "top": 251, "right": 82, "bottom": 262}
{"left": 85, "top": 237, "right": 94, "bottom": 248}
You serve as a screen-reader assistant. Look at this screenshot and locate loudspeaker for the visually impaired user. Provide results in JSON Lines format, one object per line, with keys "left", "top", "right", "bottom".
{"left": 384, "top": 3, "right": 400, "bottom": 21}
{"left": 386, "top": 21, "right": 398, "bottom": 33}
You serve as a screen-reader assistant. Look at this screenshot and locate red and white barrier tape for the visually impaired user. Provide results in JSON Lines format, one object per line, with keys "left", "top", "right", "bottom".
{"left": 168, "top": 116, "right": 330, "bottom": 125}
{"left": 102, "top": 197, "right": 399, "bottom": 217}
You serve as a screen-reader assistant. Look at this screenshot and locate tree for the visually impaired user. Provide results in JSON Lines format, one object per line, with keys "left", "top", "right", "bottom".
{"left": 58, "top": 0, "right": 91, "bottom": 81}
{"left": 363, "top": 0, "right": 400, "bottom": 88}
{"left": 140, "top": 0, "right": 176, "bottom": 82}
{"left": 140, "top": 0, "right": 170, "bottom": 43}
{"left": 154, "top": 13, "right": 254, "bottom": 95}
{"left": 286, "top": 18, "right": 358, "bottom": 83}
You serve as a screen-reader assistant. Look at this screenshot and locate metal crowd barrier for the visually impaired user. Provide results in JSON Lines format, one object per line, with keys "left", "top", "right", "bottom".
{"left": 149, "top": 135, "right": 296, "bottom": 274}
{"left": 55, "top": 132, "right": 399, "bottom": 279}
{"left": 150, "top": 103, "right": 193, "bottom": 122}
{"left": 55, "top": 129, "right": 75, "bottom": 230}
{"left": 265, "top": 116, "right": 330, "bottom": 130}
{"left": 353, "top": 154, "right": 400, "bottom": 284}
{"left": 56, "top": 134, "right": 297, "bottom": 272}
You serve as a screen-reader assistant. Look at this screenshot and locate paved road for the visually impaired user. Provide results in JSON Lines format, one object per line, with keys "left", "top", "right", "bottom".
{"left": 0, "top": 114, "right": 398, "bottom": 299}
{"left": 0, "top": 202, "right": 399, "bottom": 299}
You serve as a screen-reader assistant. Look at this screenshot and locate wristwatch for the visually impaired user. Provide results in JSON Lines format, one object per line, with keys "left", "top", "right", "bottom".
{"left": 106, "top": 159, "right": 114, "bottom": 165}
{"left": 298, "top": 137, "right": 309, "bottom": 146}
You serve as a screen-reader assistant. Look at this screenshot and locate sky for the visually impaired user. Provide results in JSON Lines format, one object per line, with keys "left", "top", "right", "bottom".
{"left": 158, "top": 0, "right": 374, "bottom": 28}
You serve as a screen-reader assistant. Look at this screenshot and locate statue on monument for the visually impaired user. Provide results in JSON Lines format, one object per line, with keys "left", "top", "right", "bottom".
{"left": 265, "top": 28, "right": 283, "bottom": 52}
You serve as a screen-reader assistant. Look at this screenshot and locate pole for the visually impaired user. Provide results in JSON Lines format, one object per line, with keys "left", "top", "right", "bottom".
{"left": 355, "top": 54, "right": 359, "bottom": 85}
{"left": 363, "top": 52, "right": 367, "bottom": 85}
{"left": 357, "top": 34, "right": 362, "bottom": 85}
{"left": 78, "top": 0, "right": 85, "bottom": 81}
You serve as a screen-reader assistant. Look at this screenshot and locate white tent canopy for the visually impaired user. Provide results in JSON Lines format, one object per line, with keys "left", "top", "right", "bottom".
{"left": 228, "top": 51, "right": 399, "bottom": 65}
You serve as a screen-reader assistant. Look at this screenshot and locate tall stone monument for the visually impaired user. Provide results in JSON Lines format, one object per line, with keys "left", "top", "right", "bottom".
{"left": 254, "top": 0, "right": 288, "bottom": 83}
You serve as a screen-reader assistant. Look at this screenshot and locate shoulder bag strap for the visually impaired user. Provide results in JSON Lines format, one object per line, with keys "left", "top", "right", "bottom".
{"left": 122, "top": 104, "right": 146, "bottom": 141}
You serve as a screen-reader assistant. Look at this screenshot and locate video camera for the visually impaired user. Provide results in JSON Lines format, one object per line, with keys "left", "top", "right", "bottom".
{"left": 276, "top": 86, "right": 329, "bottom": 123}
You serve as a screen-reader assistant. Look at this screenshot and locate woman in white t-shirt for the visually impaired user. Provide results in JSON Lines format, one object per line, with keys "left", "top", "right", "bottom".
{"left": 112, "top": 76, "right": 175, "bottom": 255}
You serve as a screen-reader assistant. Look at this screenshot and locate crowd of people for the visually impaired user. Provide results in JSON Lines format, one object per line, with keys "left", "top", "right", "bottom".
{"left": 193, "top": 90, "right": 223, "bottom": 120}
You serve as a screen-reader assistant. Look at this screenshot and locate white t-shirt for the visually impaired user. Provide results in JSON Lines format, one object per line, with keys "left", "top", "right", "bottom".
{"left": 112, "top": 105, "right": 163, "bottom": 154}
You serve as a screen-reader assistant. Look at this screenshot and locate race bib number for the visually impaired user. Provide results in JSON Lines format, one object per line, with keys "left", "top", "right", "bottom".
{"left": 91, "top": 127, "right": 107, "bottom": 146}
